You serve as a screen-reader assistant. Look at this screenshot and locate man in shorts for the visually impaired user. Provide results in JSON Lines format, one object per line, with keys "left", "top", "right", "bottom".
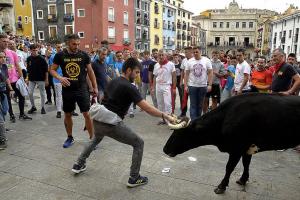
{"left": 50, "top": 34, "right": 98, "bottom": 148}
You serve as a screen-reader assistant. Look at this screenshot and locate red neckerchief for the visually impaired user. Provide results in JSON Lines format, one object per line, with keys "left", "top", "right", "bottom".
{"left": 159, "top": 59, "right": 168, "bottom": 67}
{"left": 273, "top": 61, "right": 285, "bottom": 73}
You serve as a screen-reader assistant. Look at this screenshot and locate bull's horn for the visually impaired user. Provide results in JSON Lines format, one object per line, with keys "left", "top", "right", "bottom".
{"left": 168, "top": 118, "right": 191, "bottom": 130}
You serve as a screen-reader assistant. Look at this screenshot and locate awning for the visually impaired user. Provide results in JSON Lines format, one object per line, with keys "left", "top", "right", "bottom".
{"left": 110, "top": 44, "right": 132, "bottom": 52}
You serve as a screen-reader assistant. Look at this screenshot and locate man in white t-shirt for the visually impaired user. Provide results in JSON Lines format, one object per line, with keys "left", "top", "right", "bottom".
{"left": 184, "top": 47, "right": 213, "bottom": 121}
{"left": 153, "top": 50, "right": 176, "bottom": 124}
{"left": 234, "top": 48, "right": 251, "bottom": 95}
{"left": 180, "top": 47, "right": 194, "bottom": 117}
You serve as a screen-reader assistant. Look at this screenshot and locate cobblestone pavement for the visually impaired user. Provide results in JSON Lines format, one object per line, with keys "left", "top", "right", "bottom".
{"left": 0, "top": 95, "right": 299, "bottom": 200}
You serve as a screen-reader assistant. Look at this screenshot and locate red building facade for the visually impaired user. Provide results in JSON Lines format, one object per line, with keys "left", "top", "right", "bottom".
{"left": 75, "top": 0, "right": 134, "bottom": 51}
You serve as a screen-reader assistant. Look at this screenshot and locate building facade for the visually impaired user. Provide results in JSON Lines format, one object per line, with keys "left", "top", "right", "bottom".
{"left": 13, "top": 0, "right": 34, "bottom": 37}
{"left": 193, "top": 0, "right": 276, "bottom": 58}
{"left": 270, "top": 7, "right": 300, "bottom": 60}
{"left": 75, "top": 0, "right": 135, "bottom": 51}
{"left": 150, "top": 0, "right": 163, "bottom": 50}
{"left": 32, "top": 0, "right": 75, "bottom": 43}
{"left": 177, "top": 7, "right": 193, "bottom": 49}
{"left": 162, "top": 0, "right": 176, "bottom": 51}
{"left": 0, "top": 0, "right": 15, "bottom": 34}
{"left": 74, "top": 0, "right": 102, "bottom": 50}
{"left": 134, "top": 0, "right": 150, "bottom": 51}
{"left": 256, "top": 19, "right": 272, "bottom": 57}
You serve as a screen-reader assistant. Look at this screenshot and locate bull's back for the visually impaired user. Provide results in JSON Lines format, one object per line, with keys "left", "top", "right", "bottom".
{"left": 218, "top": 93, "right": 300, "bottom": 151}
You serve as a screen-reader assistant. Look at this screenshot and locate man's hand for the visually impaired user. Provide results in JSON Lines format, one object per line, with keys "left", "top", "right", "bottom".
{"left": 184, "top": 85, "right": 189, "bottom": 93}
{"left": 45, "top": 80, "right": 49, "bottom": 87}
{"left": 9, "top": 90, "right": 15, "bottom": 98}
{"left": 172, "top": 88, "right": 176, "bottom": 95}
{"left": 59, "top": 77, "right": 71, "bottom": 87}
{"left": 92, "top": 87, "right": 98, "bottom": 97}
{"left": 207, "top": 85, "right": 212, "bottom": 93}
{"left": 237, "top": 90, "right": 242, "bottom": 95}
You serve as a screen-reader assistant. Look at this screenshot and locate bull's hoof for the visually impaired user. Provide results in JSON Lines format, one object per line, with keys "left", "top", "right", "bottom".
{"left": 214, "top": 187, "right": 226, "bottom": 194}
{"left": 236, "top": 178, "right": 248, "bottom": 186}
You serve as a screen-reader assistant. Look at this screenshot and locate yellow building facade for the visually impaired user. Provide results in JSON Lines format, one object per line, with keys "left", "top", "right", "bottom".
{"left": 150, "top": 0, "right": 163, "bottom": 50}
{"left": 13, "top": 0, "right": 34, "bottom": 37}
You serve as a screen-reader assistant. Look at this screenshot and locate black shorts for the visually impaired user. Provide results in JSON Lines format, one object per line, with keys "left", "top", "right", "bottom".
{"left": 62, "top": 90, "right": 90, "bottom": 113}
{"left": 206, "top": 84, "right": 221, "bottom": 100}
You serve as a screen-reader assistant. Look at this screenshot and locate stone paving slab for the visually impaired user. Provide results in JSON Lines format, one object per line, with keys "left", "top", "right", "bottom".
{"left": 0, "top": 96, "right": 299, "bottom": 200}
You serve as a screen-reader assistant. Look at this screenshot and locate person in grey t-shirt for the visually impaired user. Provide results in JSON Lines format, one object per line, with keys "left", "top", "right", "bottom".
{"left": 203, "top": 50, "right": 225, "bottom": 113}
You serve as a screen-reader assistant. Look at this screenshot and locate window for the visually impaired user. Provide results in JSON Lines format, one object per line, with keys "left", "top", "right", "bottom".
{"left": 289, "top": 30, "right": 292, "bottom": 38}
{"left": 220, "top": 22, "right": 223, "bottom": 28}
{"left": 77, "top": 9, "right": 85, "bottom": 17}
{"left": 249, "top": 22, "right": 253, "bottom": 28}
{"left": 242, "top": 22, "right": 246, "bottom": 28}
{"left": 65, "top": 3, "right": 73, "bottom": 14}
{"left": 183, "top": 12, "right": 185, "bottom": 18}
{"left": 37, "top": 10, "right": 43, "bottom": 19}
{"left": 213, "top": 22, "right": 217, "bottom": 28}
{"left": 65, "top": 25, "right": 73, "bottom": 34}
{"left": 108, "top": 7, "right": 114, "bottom": 22}
{"left": 124, "top": 0, "right": 128, "bottom": 6}
{"left": 236, "top": 22, "right": 239, "bottom": 28}
{"left": 108, "top": 27, "right": 115, "bottom": 38}
{"left": 48, "top": 4, "right": 57, "bottom": 15}
{"left": 136, "top": 27, "right": 141, "bottom": 39}
{"left": 24, "top": 16, "right": 28, "bottom": 24}
{"left": 20, "top": 0, "right": 25, "bottom": 6}
{"left": 78, "top": 32, "right": 84, "bottom": 38}
{"left": 38, "top": 31, "right": 44, "bottom": 40}
{"left": 284, "top": 20, "right": 286, "bottom": 26}
{"left": 124, "top": 12, "right": 128, "bottom": 25}
{"left": 226, "top": 22, "right": 230, "bottom": 28}
{"left": 124, "top": 29, "right": 129, "bottom": 39}
{"left": 49, "top": 25, "right": 57, "bottom": 38}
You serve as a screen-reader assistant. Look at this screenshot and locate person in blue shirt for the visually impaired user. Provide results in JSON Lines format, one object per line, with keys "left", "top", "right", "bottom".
{"left": 221, "top": 54, "right": 237, "bottom": 103}
{"left": 114, "top": 51, "right": 124, "bottom": 77}
{"left": 48, "top": 43, "right": 64, "bottom": 118}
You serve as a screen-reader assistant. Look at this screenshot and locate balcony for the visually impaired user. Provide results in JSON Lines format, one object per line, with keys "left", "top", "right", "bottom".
{"left": 143, "top": 19, "right": 149, "bottom": 26}
{"left": 123, "top": 38, "right": 131, "bottom": 46}
{"left": 154, "top": 5, "right": 159, "bottom": 14}
{"left": 182, "top": 35, "right": 186, "bottom": 40}
{"left": 177, "top": 35, "right": 181, "bottom": 40}
{"left": 167, "top": 41, "right": 175, "bottom": 46}
{"left": 16, "top": 22, "right": 23, "bottom": 30}
{"left": 177, "top": 23, "right": 181, "bottom": 29}
{"left": 136, "top": 17, "right": 141, "bottom": 24}
{"left": 182, "top": 25, "right": 187, "bottom": 30}
{"left": 63, "top": 13, "right": 74, "bottom": 22}
{"left": 154, "top": 22, "right": 160, "bottom": 29}
{"left": 107, "top": 37, "right": 116, "bottom": 44}
{"left": 48, "top": 14, "right": 58, "bottom": 22}
{"left": 172, "top": 26, "right": 176, "bottom": 31}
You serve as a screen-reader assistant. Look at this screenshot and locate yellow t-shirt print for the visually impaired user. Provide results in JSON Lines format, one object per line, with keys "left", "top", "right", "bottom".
{"left": 65, "top": 62, "right": 80, "bottom": 80}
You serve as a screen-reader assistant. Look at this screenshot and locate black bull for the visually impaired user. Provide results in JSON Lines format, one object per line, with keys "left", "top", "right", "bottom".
{"left": 163, "top": 93, "right": 300, "bottom": 194}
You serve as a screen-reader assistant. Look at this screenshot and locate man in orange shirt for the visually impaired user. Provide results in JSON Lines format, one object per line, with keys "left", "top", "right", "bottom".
{"left": 251, "top": 57, "right": 272, "bottom": 93}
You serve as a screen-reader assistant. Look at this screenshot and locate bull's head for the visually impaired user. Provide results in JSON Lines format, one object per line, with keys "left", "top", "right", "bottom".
{"left": 163, "top": 117, "right": 201, "bottom": 157}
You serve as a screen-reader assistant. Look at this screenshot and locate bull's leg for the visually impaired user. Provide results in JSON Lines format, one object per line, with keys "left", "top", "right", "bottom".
{"left": 214, "top": 153, "right": 241, "bottom": 194}
{"left": 236, "top": 154, "right": 252, "bottom": 185}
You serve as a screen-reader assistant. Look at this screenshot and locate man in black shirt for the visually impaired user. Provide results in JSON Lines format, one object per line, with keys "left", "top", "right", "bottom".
{"left": 50, "top": 34, "right": 98, "bottom": 148}
{"left": 148, "top": 48, "right": 158, "bottom": 108}
{"left": 91, "top": 47, "right": 108, "bottom": 102}
{"left": 27, "top": 44, "right": 49, "bottom": 115}
{"left": 72, "top": 58, "right": 175, "bottom": 188}
{"left": 271, "top": 48, "right": 300, "bottom": 95}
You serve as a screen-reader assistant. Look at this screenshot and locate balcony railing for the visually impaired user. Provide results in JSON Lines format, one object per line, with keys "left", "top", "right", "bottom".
{"left": 123, "top": 38, "right": 131, "bottom": 46}
{"left": 16, "top": 22, "right": 23, "bottom": 30}
{"left": 107, "top": 37, "right": 116, "bottom": 44}
{"left": 48, "top": 14, "right": 58, "bottom": 22}
{"left": 154, "top": 22, "right": 160, "bottom": 29}
{"left": 64, "top": 13, "right": 74, "bottom": 22}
